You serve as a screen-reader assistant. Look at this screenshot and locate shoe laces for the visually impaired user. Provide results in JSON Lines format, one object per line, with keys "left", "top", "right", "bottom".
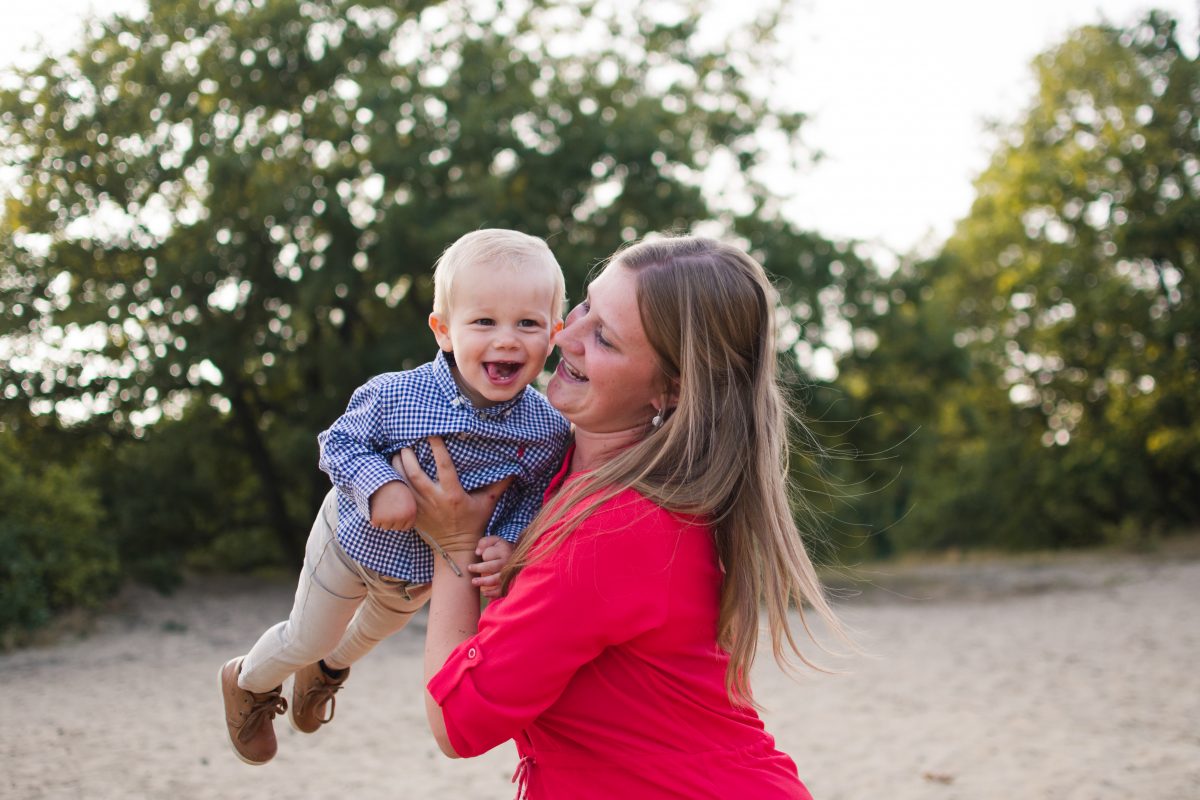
{"left": 238, "top": 689, "right": 287, "bottom": 743}
{"left": 301, "top": 677, "right": 343, "bottom": 723}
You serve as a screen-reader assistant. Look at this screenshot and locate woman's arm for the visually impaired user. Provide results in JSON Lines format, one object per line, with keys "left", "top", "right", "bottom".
{"left": 424, "top": 545, "right": 479, "bottom": 756}
{"left": 422, "top": 493, "right": 681, "bottom": 757}
{"left": 395, "top": 437, "right": 513, "bottom": 756}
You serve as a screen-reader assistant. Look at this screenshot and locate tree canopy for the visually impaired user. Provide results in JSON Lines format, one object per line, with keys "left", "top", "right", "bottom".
{"left": 820, "top": 11, "right": 1199, "bottom": 554}
{"left": 3, "top": 2, "right": 1196, "bottom": 640}
{"left": 1, "top": 0, "right": 857, "bottom": 634}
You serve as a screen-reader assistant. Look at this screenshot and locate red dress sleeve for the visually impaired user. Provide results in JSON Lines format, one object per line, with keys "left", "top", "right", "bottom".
{"left": 426, "top": 490, "right": 693, "bottom": 757}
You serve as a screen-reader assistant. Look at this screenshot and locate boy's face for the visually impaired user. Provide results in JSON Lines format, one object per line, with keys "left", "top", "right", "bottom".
{"left": 429, "top": 261, "right": 562, "bottom": 407}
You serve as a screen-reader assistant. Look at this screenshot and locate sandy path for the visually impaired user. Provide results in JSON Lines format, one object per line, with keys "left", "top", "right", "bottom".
{"left": 3, "top": 551, "right": 1198, "bottom": 799}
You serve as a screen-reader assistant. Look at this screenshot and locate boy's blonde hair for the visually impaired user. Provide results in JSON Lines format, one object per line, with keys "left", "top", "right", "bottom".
{"left": 432, "top": 229, "right": 566, "bottom": 320}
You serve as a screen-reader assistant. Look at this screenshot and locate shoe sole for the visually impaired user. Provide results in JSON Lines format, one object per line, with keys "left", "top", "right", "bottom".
{"left": 218, "top": 658, "right": 273, "bottom": 766}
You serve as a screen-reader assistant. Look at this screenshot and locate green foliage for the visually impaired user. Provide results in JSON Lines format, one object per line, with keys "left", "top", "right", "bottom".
{"left": 92, "top": 401, "right": 287, "bottom": 590}
{"left": 0, "top": 423, "right": 120, "bottom": 642}
{"left": 9, "top": 0, "right": 1193, "bottom": 642}
{"left": 820, "top": 11, "right": 1200, "bottom": 554}
{"left": 0, "top": 0, "right": 835, "bottom": 572}
{"left": 1, "top": 0, "right": 854, "bottom": 628}
{"left": 945, "top": 11, "right": 1200, "bottom": 532}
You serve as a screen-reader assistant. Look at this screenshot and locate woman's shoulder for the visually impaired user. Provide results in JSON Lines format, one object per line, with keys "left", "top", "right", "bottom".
{"left": 522, "top": 487, "right": 717, "bottom": 595}
{"left": 581, "top": 487, "right": 690, "bottom": 522}
{"left": 570, "top": 488, "right": 709, "bottom": 551}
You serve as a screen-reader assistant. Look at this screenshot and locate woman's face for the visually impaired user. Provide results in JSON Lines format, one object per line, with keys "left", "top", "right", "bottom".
{"left": 547, "top": 263, "right": 665, "bottom": 434}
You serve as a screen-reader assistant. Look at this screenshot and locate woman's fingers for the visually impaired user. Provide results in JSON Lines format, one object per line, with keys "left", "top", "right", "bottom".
{"left": 472, "top": 474, "right": 516, "bottom": 503}
{"left": 426, "top": 436, "right": 459, "bottom": 484}
{"left": 389, "top": 442, "right": 513, "bottom": 556}
{"left": 389, "top": 451, "right": 407, "bottom": 479}
{"left": 398, "top": 447, "right": 430, "bottom": 489}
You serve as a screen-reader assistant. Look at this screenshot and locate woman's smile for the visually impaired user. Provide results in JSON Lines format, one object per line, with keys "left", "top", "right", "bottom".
{"left": 556, "top": 357, "right": 588, "bottom": 382}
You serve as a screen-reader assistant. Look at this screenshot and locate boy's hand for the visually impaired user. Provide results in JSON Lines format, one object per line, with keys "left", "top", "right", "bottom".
{"left": 468, "top": 536, "right": 515, "bottom": 598}
{"left": 369, "top": 480, "right": 417, "bottom": 531}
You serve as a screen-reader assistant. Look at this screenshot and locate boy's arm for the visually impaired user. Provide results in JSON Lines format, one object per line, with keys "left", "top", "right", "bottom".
{"left": 368, "top": 480, "right": 417, "bottom": 531}
{"left": 317, "top": 375, "right": 412, "bottom": 526}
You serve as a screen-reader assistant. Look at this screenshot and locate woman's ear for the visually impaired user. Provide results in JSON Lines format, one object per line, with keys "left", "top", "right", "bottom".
{"left": 663, "top": 379, "right": 680, "bottom": 411}
{"left": 428, "top": 313, "right": 452, "bottom": 351}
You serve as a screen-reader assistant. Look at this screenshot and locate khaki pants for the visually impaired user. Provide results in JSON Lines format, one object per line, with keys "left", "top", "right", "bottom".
{"left": 238, "top": 489, "right": 430, "bottom": 693}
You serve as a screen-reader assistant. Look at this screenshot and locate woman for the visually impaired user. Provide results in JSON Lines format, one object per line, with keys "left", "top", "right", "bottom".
{"left": 399, "top": 236, "right": 846, "bottom": 798}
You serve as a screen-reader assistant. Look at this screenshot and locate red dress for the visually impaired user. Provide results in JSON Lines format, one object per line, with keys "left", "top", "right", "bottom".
{"left": 427, "top": 459, "right": 813, "bottom": 799}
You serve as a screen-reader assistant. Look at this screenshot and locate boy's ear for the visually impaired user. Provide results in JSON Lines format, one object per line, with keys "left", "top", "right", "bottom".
{"left": 544, "top": 319, "right": 563, "bottom": 357}
{"left": 428, "top": 313, "right": 452, "bottom": 351}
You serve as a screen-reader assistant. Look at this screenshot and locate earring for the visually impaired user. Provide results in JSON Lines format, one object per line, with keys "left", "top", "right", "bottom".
{"left": 651, "top": 411, "right": 664, "bottom": 429}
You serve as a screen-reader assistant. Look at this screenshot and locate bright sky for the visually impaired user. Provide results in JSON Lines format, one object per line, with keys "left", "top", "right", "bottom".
{"left": 3, "top": 0, "right": 1197, "bottom": 262}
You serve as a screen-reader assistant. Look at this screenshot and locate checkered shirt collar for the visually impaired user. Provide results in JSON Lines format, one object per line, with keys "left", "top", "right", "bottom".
{"left": 432, "top": 349, "right": 526, "bottom": 421}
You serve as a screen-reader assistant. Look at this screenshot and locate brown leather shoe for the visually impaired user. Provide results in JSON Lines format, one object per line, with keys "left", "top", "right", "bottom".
{"left": 289, "top": 661, "right": 349, "bottom": 734}
{"left": 219, "top": 657, "right": 287, "bottom": 765}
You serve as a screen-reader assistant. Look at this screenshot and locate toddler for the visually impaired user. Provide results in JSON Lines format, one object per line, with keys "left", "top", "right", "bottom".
{"left": 218, "top": 229, "right": 570, "bottom": 765}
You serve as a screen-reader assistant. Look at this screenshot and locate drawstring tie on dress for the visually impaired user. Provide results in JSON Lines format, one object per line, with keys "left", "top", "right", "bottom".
{"left": 511, "top": 754, "right": 535, "bottom": 799}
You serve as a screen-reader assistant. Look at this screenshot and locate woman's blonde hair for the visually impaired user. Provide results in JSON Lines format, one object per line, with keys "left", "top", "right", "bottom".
{"left": 502, "top": 234, "right": 846, "bottom": 706}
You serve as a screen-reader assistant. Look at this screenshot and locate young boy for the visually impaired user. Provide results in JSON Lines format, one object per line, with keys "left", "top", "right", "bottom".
{"left": 219, "top": 229, "right": 571, "bottom": 765}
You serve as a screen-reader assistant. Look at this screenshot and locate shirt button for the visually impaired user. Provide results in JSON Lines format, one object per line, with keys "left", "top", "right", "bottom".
{"left": 467, "top": 647, "right": 477, "bottom": 659}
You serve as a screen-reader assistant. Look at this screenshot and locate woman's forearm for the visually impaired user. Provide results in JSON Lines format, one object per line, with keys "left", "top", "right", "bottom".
{"left": 424, "top": 548, "right": 481, "bottom": 758}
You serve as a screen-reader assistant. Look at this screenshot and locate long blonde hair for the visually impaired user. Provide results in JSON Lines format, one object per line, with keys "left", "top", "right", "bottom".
{"left": 501, "top": 235, "right": 845, "bottom": 706}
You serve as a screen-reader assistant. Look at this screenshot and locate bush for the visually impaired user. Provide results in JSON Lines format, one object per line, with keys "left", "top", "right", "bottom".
{"left": 0, "top": 435, "right": 120, "bottom": 645}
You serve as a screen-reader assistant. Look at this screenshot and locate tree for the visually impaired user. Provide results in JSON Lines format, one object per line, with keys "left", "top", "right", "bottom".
{"left": 947, "top": 11, "right": 1199, "bottom": 532}
{"left": 1, "top": 0, "right": 845, "bottom": 566}
{"left": 823, "top": 11, "right": 1200, "bottom": 552}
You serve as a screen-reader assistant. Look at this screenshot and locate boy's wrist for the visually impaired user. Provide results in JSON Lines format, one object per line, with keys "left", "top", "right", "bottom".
{"left": 369, "top": 480, "right": 417, "bottom": 529}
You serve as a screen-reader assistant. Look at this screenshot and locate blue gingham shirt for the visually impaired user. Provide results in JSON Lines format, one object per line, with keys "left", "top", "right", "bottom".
{"left": 317, "top": 350, "right": 571, "bottom": 582}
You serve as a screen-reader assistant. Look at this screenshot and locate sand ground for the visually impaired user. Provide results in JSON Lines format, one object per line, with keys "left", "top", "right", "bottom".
{"left": 3, "top": 548, "right": 1198, "bottom": 799}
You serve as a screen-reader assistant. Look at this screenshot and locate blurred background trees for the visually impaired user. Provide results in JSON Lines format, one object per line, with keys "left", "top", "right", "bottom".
{"left": 1, "top": 1, "right": 1197, "bottom": 640}
{"left": 1, "top": 0, "right": 851, "bottom": 637}
{"left": 817, "top": 11, "right": 1198, "bottom": 558}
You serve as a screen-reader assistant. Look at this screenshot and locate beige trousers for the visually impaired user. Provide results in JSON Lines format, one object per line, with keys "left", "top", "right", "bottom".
{"left": 238, "top": 489, "right": 430, "bottom": 693}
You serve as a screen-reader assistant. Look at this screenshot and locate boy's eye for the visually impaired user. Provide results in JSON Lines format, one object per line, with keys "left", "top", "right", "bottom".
{"left": 473, "top": 318, "right": 494, "bottom": 326}
{"left": 517, "top": 319, "right": 542, "bottom": 328}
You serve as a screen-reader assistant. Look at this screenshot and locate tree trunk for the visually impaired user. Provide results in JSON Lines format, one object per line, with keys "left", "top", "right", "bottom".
{"left": 227, "top": 373, "right": 304, "bottom": 565}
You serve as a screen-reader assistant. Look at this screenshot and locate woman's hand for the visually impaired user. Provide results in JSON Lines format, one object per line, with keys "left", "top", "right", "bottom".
{"left": 392, "top": 436, "right": 514, "bottom": 556}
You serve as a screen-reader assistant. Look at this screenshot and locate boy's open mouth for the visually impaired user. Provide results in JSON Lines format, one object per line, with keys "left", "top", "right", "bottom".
{"left": 485, "top": 361, "right": 523, "bottom": 381}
